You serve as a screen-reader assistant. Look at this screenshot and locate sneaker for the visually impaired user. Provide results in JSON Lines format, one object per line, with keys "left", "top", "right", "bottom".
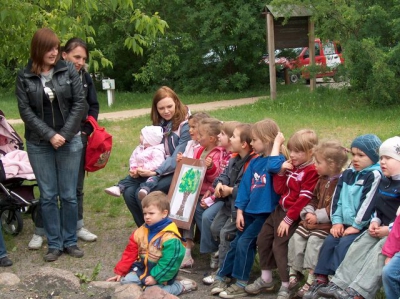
{"left": 277, "top": 285, "right": 291, "bottom": 299}
{"left": 0, "top": 256, "right": 13, "bottom": 267}
{"left": 336, "top": 287, "right": 364, "bottom": 299}
{"left": 210, "top": 251, "right": 219, "bottom": 269}
{"left": 104, "top": 186, "right": 121, "bottom": 197}
{"left": 210, "top": 278, "right": 231, "bottom": 295}
{"left": 64, "top": 245, "right": 84, "bottom": 258}
{"left": 179, "top": 278, "right": 198, "bottom": 294}
{"left": 203, "top": 273, "right": 216, "bottom": 285}
{"left": 138, "top": 188, "right": 148, "bottom": 200}
{"left": 219, "top": 283, "right": 247, "bottom": 298}
{"left": 44, "top": 249, "right": 63, "bottom": 262}
{"left": 180, "top": 256, "right": 194, "bottom": 268}
{"left": 303, "top": 281, "right": 327, "bottom": 299}
{"left": 245, "top": 277, "right": 275, "bottom": 294}
{"left": 297, "top": 283, "right": 311, "bottom": 298}
{"left": 318, "top": 282, "right": 342, "bottom": 298}
{"left": 77, "top": 227, "right": 97, "bottom": 242}
{"left": 203, "top": 268, "right": 219, "bottom": 286}
{"left": 28, "top": 234, "right": 43, "bottom": 250}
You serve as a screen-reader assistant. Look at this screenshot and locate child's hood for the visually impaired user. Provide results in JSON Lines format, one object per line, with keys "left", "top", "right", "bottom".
{"left": 351, "top": 162, "right": 381, "bottom": 174}
{"left": 161, "top": 221, "right": 182, "bottom": 237}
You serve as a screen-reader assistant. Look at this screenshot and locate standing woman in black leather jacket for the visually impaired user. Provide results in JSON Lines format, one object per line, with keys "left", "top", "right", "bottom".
{"left": 16, "top": 28, "right": 87, "bottom": 262}
{"left": 27, "top": 38, "right": 100, "bottom": 250}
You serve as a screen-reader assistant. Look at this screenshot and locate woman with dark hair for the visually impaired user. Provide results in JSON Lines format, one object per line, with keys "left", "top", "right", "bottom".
{"left": 28, "top": 37, "right": 99, "bottom": 250}
{"left": 16, "top": 28, "right": 87, "bottom": 262}
{"left": 121, "top": 86, "right": 191, "bottom": 227}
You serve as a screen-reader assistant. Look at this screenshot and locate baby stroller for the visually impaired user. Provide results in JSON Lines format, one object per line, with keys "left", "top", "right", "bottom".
{"left": 0, "top": 110, "right": 38, "bottom": 235}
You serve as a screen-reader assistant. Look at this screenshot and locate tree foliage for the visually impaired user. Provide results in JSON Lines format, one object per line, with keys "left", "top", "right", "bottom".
{"left": 0, "top": 0, "right": 167, "bottom": 88}
{"left": 130, "top": 0, "right": 269, "bottom": 93}
{"left": 269, "top": 0, "right": 400, "bottom": 105}
{"left": 178, "top": 168, "right": 201, "bottom": 195}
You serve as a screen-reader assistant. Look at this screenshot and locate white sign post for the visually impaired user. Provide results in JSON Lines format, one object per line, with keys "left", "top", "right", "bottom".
{"left": 102, "top": 78, "right": 115, "bottom": 107}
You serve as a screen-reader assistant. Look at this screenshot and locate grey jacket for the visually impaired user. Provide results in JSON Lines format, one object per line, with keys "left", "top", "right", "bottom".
{"left": 16, "top": 59, "right": 87, "bottom": 144}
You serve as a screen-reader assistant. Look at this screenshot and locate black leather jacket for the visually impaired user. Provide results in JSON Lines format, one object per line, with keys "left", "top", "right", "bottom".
{"left": 16, "top": 60, "right": 87, "bottom": 144}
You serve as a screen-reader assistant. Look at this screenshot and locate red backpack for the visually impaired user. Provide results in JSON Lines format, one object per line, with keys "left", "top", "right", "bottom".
{"left": 84, "top": 116, "right": 112, "bottom": 172}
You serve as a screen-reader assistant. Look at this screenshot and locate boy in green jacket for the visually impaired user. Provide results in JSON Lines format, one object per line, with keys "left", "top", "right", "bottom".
{"left": 107, "top": 191, "right": 197, "bottom": 295}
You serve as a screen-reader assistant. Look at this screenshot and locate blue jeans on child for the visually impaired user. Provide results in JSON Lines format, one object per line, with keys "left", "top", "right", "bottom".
{"left": 195, "top": 200, "right": 224, "bottom": 254}
{"left": 382, "top": 252, "right": 400, "bottom": 299}
{"left": 314, "top": 231, "right": 363, "bottom": 276}
{"left": 218, "top": 212, "right": 269, "bottom": 281}
{"left": 27, "top": 135, "right": 82, "bottom": 251}
{"left": 120, "top": 271, "right": 183, "bottom": 295}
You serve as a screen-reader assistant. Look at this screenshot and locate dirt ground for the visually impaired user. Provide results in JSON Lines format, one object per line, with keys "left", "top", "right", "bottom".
{"left": 0, "top": 210, "right": 277, "bottom": 299}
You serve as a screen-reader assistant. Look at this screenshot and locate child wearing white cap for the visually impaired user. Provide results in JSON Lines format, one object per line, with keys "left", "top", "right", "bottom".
{"left": 104, "top": 126, "right": 165, "bottom": 197}
{"left": 316, "top": 136, "right": 400, "bottom": 299}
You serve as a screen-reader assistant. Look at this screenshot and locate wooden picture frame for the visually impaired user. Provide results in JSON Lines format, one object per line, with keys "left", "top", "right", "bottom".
{"left": 167, "top": 157, "right": 206, "bottom": 230}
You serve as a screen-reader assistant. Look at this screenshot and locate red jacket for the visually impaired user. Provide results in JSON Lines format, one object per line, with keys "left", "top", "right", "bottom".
{"left": 382, "top": 214, "right": 400, "bottom": 258}
{"left": 273, "top": 162, "right": 319, "bottom": 225}
{"left": 193, "top": 146, "right": 226, "bottom": 195}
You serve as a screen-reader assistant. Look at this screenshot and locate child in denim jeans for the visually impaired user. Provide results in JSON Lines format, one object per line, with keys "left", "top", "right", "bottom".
{"left": 209, "top": 119, "right": 286, "bottom": 298}
{"left": 106, "top": 191, "right": 197, "bottom": 295}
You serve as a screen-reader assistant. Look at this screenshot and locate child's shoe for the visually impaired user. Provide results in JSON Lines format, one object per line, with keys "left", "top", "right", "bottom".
{"left": 138, "top": 187, "right": 149, "bottom": 200}
{"left": 210, "top": 251, "right": 219, "bottom": 269}
{"left": 104, "top": 186, "right": 121, "bottom": 197}
{"left": 179, "top": 278, "right": 198, "bottom": 294}
{"left": 180, "top": 256, "right": 194, "bottom": 268}
{"left": 219, "top": 283, "right": 247, "bottom": 298}
{"left": 277, "top": 285, "right": 291, "bottom": 299}
{"left": 289, "top": 272, "right": 304, "bottom": 290}
{"left": 317, "top": 282, "right": 342, "bottom": 298}
{"left": 336, "top": 287, "right": 364, "bottom": 299}
{"left": 297, "top": 282, "right": 311, "bottom": 298}
{"left": 210, "top": 277, "right": 231, "bottom": 295}
{"left": 303, "top": 280, "right": 328, "bottom": 299}
{"left": 245, "top": 277, "right": 275, "bottom": 294}
{"left": 203, "top": 269, "right": 219, "bottom": 285}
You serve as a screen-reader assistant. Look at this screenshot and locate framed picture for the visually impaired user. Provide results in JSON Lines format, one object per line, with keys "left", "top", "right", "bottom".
{"left": 167, "top": 157, "right": 206, "bottom": 230}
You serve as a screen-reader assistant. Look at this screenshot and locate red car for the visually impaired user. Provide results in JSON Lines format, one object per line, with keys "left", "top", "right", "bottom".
{"left": 262, "top": 39, "right": 344, "bottom": 83}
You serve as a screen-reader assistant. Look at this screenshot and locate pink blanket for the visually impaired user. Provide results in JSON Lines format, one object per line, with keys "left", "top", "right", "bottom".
{"left": 1, "top": 150, "right": 35, "bottom": 180}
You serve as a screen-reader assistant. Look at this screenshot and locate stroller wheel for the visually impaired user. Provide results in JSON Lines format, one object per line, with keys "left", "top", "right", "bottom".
{"left": 0, "top": 208, "right": 23, "bottom": 235}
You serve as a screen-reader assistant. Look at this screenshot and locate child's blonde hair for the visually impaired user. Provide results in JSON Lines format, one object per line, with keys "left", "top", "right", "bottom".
{"left": 251, "top": 118, "right": 281, "bottom": 155}
{"left": 141, "top": 191, "right": 170, "bottom": 214}
{"left": 287, "top": 129, "right": 318, "bottom": 155}
{"left": 314, "top": 140, "right": 349, "bottom": 174}
{"left": 199, "top": 117, "right": 222, "bottom": 138}
{"left": 221, "top": 121, "right": 241, "bottom": 138}
{"left": 188, "top": 112, "right": 210, "bottom": 123}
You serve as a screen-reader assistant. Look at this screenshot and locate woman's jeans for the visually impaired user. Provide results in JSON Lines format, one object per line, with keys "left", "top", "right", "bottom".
{"left": 121, "top": 271, "right": 183, "bottom": 295}
{"left": 123, "top": 174, "right": 173, "bottom": 227}
{"left": 27, "top": 135, "right": 82, "bottom": 250}
{"left": 34, "top": 133, "right": 87, "bottom": 235}
{"left": 0, "top": 222, "right": 8, "bottom": 259}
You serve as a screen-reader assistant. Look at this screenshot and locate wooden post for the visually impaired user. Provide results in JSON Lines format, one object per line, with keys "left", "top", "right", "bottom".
{"left": 267, "top": 12, "right": 276, "bottom": 100}
{"left": 308, "top": 19, "right": 316, "bottom": 91}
